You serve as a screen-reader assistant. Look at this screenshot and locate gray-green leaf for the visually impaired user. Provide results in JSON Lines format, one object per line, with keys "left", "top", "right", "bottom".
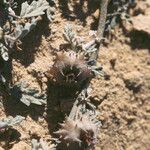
{"left": 20, "top": 0, "right": 50, "bottom": 18}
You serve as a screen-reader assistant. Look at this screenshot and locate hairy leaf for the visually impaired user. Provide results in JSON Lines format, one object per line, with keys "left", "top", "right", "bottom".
{"left": 32, "top": 138, "right": 56, "bottom": 150}
{"left": 0, "top": 115, "right": 25, "bottom": 130}
{"left": 11, "top": 81, "right": 47, "bottom": 106}
{"left": 20, "top": 0, "right": 50, "bottom": 18}
{"left": 0, "top": 42, "right": 9, "bottom": 61}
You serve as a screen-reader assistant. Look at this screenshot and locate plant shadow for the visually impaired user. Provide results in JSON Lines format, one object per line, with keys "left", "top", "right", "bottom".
{"left": 128, "top": 30, "right": 150, "bottom": 51}
{"left": 2, "top": 92, "right": 45, "bottom": 121}
{"left": 58, "top": 0, "right": 99, "bottom": 25}
{"left": 12, "top": 16, "right": 51, "bottom": 67}
{"left": 45, "top": 81, "right": 79, "bottom": 137}
{"left": 45, "top": 77, "right": 92, "bottom": 150}
{"left": 0, "top": 128, "right": 21, "bottom": 150}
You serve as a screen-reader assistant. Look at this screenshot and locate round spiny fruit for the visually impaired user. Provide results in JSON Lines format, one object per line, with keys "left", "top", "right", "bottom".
{"left": 54, "top": 115, "right": 99, "bottom": 148}
{"left": 78, "top": 115, "right": 99, "bottom": 148}
{"left": 48, "top": 51, "right": 92, "bottom": 86}
{"left": 54, "top": 118, "right": 81, "bottom": 143}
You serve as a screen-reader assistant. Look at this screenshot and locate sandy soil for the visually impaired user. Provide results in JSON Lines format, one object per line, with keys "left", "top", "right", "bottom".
{"left": 0, "top": 0, "right": 150, "bottom": 150}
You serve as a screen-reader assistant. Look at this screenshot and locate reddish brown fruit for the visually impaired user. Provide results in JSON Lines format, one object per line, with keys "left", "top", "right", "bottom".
{"left": 54, "top": 115, "right": 99, "bottom": 148}
{"left": 48, "top": 51, "right": 92, "bottom": 86}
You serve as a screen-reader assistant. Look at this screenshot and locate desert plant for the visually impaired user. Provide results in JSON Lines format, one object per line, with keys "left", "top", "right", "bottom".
{"left": 0, "top": 0, "right": 55, "bottom": 104}
{"left": 0, "top": 0, "right": 55, "bottom": 60}
{"left": 31, "top": 138, "right": 56, "bottom": 150}
{"left": 0, "top": 115, "right": 24, "bottom": 131}
{"left": 54, "top": 89, "right": 101, "bottom": 149}
{"left": 11, "top": 81, "right": 47, "bottom": 106}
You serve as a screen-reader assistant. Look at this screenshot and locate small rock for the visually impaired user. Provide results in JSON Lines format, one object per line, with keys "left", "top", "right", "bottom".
{"left": 132, "top": 0, "right": 150, "bottom": 15}
{"left": 123, "top": 71, "right": 143, "bottom": 93}
{"left": 132, "top": 15, "right": 150, "bottom": 34}
{"left": 110, "top": 53, "right": 117, "bottom": 70}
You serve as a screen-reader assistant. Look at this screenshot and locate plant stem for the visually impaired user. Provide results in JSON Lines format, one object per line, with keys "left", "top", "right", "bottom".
{"left": 68, "top": 98, "right": 79, "bottom": 120}
{"left": 68, "top": 89, "right": 87, "bottom": 120}
{"left": 97, "top": 0, "right": 109, "bottom": 44}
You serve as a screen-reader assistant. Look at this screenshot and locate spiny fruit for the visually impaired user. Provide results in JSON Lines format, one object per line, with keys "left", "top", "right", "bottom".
{"left": 54, "top": 115, "right": 99, "bottom": 148}
{"left": 48, "top": 51, "right": 93, "bottom": 86}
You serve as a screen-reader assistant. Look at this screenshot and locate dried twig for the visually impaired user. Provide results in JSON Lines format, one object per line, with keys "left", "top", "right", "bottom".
{"left": 97, "top": 0, "right": 109, "bottom": 49}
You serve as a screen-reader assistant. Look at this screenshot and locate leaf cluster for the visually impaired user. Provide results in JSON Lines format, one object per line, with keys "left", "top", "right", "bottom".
{"left": 0, "top": 0, "right": 55, "bottom": 62}
{"left": 0, "top": 115, "right": 24, "bottom": 131}
{"left": 11, "top": 81, "right": 47, "bottom": 106}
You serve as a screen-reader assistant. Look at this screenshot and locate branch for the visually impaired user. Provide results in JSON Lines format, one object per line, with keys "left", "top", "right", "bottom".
{"left": 97, "top": 0, "right": 109, "bottom": 45}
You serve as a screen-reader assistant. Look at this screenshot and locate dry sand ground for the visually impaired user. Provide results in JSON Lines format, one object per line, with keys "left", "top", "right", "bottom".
{"left": 0, "top": 0, "right": 150, "bottom": 150}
